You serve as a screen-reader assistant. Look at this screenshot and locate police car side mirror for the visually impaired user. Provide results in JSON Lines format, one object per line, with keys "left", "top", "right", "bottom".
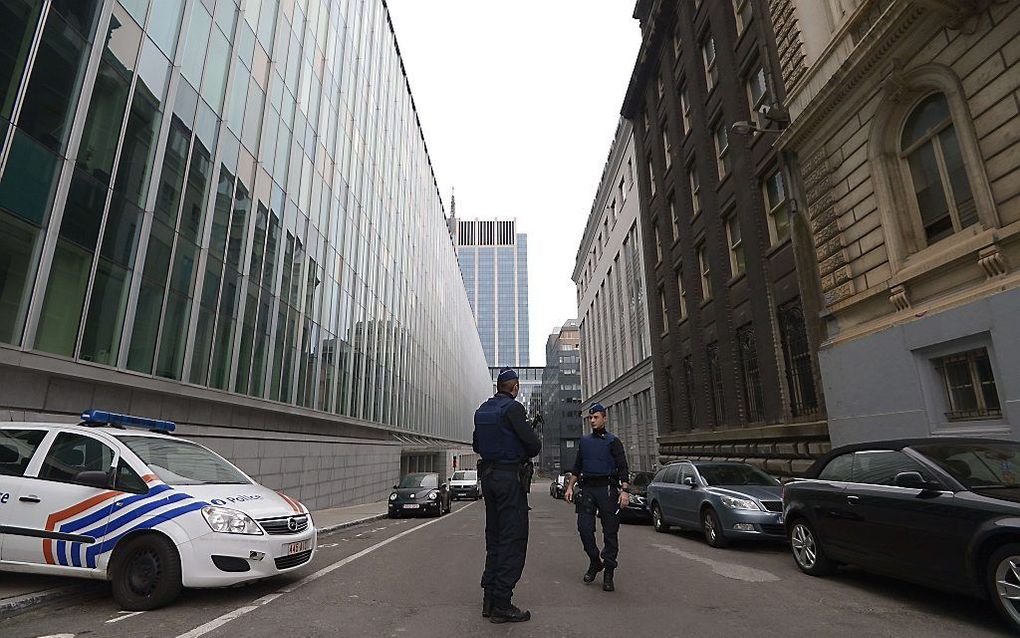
{"left": 75, "top": 470, "right": 114, "bottom": 489}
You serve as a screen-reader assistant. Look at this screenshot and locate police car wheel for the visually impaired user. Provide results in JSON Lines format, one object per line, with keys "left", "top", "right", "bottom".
{"left": 111, "top": 534, "right": 183, "bottom": 611}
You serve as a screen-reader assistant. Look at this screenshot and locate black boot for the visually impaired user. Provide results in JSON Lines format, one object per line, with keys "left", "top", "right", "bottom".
{"left": 603, "top": 568, "right": 615, "bottom": 592}
{"left": 482, "top": 597, "right": 493, "bottom": 618}
{"left": 583, "top": 559, "right": 604, "bottom": 584}
{"left": 490, "top": 603, "right": 531, "bottom": 623}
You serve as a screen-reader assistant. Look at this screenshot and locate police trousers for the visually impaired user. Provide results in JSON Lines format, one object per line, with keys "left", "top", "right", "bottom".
{"left": 480, "top": 468, "right": 529, "bottom": 605}
{"left": 576, "top": 484, "right": 620, "bottom": 569}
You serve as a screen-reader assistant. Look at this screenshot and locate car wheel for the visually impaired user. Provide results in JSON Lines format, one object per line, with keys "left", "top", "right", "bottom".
{"left": 652, "top": 503, "right": 670, "bottom": 533}
{"left": 701, "top": 508, "right": 729, "bottom": 548}
{"left": 111, "top": 534, "right": 183, "bottom": 611}
{"left": 789, "top": 518, "right": 836, "bottom": 576}
{"left": 987, "top": 543, "right": 1020, "bottom": 630}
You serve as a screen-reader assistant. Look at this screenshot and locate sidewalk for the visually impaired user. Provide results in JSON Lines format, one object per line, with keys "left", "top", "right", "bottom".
{"left": 0, "top": 500, "right": 389, "bottom": 619}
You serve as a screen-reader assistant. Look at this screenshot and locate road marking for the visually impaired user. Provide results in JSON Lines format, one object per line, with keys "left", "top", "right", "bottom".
{"left": 651, "top": 543, "right": 780, "bottom": 582}
{"left": 175, "top": 502, "right": 477, "bottom": 638}
{"left": 106, "top": 611, "right": 145, "bottom": 624}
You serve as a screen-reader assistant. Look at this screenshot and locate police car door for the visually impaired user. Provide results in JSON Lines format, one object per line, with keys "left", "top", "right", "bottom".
{"left": 2, "top": 430, "right": 118, "bottom": 570}
{"left": 0, "top": 427, "right": 51, "bottom": 561}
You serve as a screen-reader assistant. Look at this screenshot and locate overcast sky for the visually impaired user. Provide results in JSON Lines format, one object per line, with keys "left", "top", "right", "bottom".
{"left": 387, "top": 1, "right": 642, "bottom": 366}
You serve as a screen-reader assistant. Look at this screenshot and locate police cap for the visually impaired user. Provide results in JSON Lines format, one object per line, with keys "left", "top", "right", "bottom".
{"left": 589, "top": 402, "right": 606, "bottom": 414}
{"left": 497, "top": 367, "right": 519, "bottom": 383}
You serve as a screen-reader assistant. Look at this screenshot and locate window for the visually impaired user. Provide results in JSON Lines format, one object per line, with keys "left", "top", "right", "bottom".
{"left": 689, "top": 164, "right": 701, "bottom": 216}
{"left": 747, "top": 66, "right": 768, "bottom": 114}
{"left": 738, "top": 325, "right": 765, "bottom": 423}
{"left": 677, "top": 266, "right": 687, "bottom": 319}
{"left": 39, "top": 433, "right": 115, "bottom": 485}
{"left": 852, "top": 451, "right": 931, "bottom": 486}
{"left": 901, "top": 93, "right": 977, "bottom": 245}
{"left": 707, "top": 342, "right": 726, "bottom": 426}
{"left": 698, "top": 243, "right": 712, "bottom": 300}
{"left": 714, "top": 119, "right": 731, "bottom": 179}
{"left": 669, "top": 195, "right": 679, "bottom": 241}
{"left": 778, "top": 301, "right": 819, "bottom": 417}
{"left": 683, "top": 354, "right": 698, "bottom": 427}
{"left": 0, "top": 429, "right": 47, "bottom": 476}
{"left": 659, "top": 289, "right": 668, "bottom": 334}
{"left": 619, "top": 176, "right": 626, "bottom": 204}
{"left": 702, "top": 36, "right": 718, "bottom": 92}
{"left": 609, "top": 198, "right": 617, "bottom": 225}
{"left": 116, "top": 460, "right": 149, "bottom": 493}
{"left": 662, "top": 123, "right": 672, "bottom": 171}
{"left": 662, "top": 464, "right": 680, "bottom": 484}
{"left": 654, "top": 225, "right": 662, "bottom": 263}
{"left": 818, "top": 453, "right": 853, "bottom": 481}
{"left": 647, "top": 154, "right": 657, "bottom": 198}
{"left": 733, "top": 0, "right": 753, "bottom": 36}
{"left": 764, "top": 170, "right": 791, "bottom": 244}
{"left": 673, "top": 28, "right": 682, "bottom": 58}
{"left": 934, "top": 348, "right": 1001, "bottom": 420}
{"left": 657, "top": 75, "right": 665, "bottom": 101}
{"left": 680, "top": 86, "right": 692, "bottom": 134}
{"left": 727, "top": 215, "right": 745, "bottom": 276}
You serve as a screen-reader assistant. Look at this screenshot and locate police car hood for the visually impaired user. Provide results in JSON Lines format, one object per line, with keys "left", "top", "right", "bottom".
{"left": 183, "top": 484, "right": 307, "bottom": 518}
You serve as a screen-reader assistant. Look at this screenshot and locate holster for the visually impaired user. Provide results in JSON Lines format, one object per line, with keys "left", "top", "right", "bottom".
{"left": 575, "top": 488, "right": 598, "bottom": 515}
{"left": 518, "top": 461, "right": 534, "bottom": 493}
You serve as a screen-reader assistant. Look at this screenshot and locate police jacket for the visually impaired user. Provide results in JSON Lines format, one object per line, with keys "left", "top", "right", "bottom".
{"left": 572, "top": 428, "right": 629, "bottom": 481}
{"left": 472, "top": 391, "right": 542, "bottom": 464}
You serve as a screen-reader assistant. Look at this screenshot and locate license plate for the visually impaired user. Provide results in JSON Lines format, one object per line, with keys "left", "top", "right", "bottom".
{"left": 286, "top": 540, "right": 310, "bottom": 555}
{"left": 403, "top": 504, "right": 420, "bottom": 509}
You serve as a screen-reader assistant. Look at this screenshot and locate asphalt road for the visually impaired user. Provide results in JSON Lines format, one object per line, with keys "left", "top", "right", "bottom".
{"left": 1, "top": 490, "right": 1012, "bottom": 638}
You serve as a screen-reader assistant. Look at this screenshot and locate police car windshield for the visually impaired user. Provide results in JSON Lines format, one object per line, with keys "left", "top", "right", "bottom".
{"left": 399, "top": 474, "right": 438, "bottom": 488}
{"left": 452, "top": 471, "right": 476, "bottom": 481}
{"left": 121, "top": 437, "right": 250, "bottom": 485}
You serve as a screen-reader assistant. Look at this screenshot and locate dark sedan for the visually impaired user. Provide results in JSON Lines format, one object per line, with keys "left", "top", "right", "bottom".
{"left": 620, "top": 471, "right": 654, "bottom": 522}
{"left": 388, "top": 472, "right": 451, "bottom": 517}
{"left": 784, "top": 438, "right": 1020, "bottom": 632}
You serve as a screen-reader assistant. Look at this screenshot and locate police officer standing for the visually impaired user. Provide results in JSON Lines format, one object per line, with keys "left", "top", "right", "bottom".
{"left": 564, "top": 403, "right": 630, "bottom": 592}
{"left": 473, "top": 367, "right": 541, "bottom": 623}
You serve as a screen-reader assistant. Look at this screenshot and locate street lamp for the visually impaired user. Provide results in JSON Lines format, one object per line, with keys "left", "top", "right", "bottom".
{"left": 730, "top": 120, "right": 785, "bottom": 136}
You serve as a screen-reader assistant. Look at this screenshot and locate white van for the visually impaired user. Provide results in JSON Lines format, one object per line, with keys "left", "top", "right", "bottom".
{"left": 449, "top": 469, "right": 480, "bottom": 500}
{"left": 0, "top": 410, "right": 316, "bottom": 610}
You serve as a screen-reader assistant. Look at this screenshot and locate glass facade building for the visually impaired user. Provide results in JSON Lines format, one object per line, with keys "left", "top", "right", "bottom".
{"left": 0, "top": 0, "right": 490, "bottom": 445}
{"left": 453, "top": 218, "right": 530, "bottom": 367}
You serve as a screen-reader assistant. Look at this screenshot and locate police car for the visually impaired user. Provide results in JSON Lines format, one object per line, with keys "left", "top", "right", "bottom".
{"left": 0, "top": 410, "right": 317, "bottom": 610}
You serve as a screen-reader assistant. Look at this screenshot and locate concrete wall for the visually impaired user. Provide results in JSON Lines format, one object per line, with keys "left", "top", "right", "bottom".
{"left": 820, "top": 285, "right": 1020, "bottom": 446}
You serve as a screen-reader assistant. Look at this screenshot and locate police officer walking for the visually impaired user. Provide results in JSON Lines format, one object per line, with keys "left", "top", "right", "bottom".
{"left": 473, "top": 367, "right": 541, "bottom": 623}
{"left": 564, "top": 403, "right": 630, "bottom": 592}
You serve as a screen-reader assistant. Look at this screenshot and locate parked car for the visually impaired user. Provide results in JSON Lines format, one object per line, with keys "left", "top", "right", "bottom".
{"left": 388, "top": 472, "right": 451, "bottom": 517}
{"left": 450, "top": 469, "right": 481, "bottom": 500}
{"left": 784, "top": 438, "right": 1020, "bottom": 632}
{"left": 0, "top": 411, "right": 317, "bottom": 611}
{"left": 647, "top": 461, "right": 784, "bottom": 547}
{"left": 549, "top": 473, "right": 569, "bottom": 499}
{"left": 620, "top": 471, "right": 654, "bottom": 522}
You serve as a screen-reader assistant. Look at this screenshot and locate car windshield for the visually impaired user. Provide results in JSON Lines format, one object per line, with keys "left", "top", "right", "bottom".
{"left": 698, "top": 464, "right": 780, "bottom": 486}
{"left": 452, "top": 471, "right": 476, "bottom": 481}
{"left": 913, "top": 442, "right": 1020, "bottom": 489}
{"left": 121, "top": 437, "right": 250, "bottom": 485}
{"left": 630, "top": 473, "right": 653, "bottom": 488}
{"left": 399, "top": 474, "right": 438, "bottom": 488}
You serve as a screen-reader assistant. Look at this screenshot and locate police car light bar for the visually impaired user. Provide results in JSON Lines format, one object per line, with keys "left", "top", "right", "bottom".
{"left": 81, "top": 409, "right": 176, "bottom": 433}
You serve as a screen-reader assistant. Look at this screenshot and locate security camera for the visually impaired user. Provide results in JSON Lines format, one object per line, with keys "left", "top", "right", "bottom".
{"left": 759, "top": 103, "right": 790, "bottom": 123}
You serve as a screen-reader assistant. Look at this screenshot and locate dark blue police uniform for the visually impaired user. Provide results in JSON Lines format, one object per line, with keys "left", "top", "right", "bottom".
{"left": 572, "top": 404, "right": 629, "bottom": 583}
{"left": 473, "top": 368, "right": 541, "bottom": 622}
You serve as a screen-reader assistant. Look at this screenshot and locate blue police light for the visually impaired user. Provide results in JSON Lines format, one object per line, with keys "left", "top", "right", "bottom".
{"left": 80, "top": 409, "right": 176, "bottom": 433}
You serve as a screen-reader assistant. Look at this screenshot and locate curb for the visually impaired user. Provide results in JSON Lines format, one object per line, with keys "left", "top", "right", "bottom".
{"left": 316, "top": 512, "right": 389, "bottom": 535}
{"left": 0, "top": 583, "right": 104, "bottom": 620}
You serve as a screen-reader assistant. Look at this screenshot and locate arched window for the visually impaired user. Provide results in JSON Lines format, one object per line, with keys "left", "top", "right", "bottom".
{"left": 900, "top": 93, "right": 977, "bottom": 245}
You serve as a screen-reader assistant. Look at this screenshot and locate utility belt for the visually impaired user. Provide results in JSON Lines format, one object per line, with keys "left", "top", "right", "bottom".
{"left": 478, "top": 459, "right": 534, "bottom": 493}
{"left": 579, "top": 475, "right": 617, "bottom": 488}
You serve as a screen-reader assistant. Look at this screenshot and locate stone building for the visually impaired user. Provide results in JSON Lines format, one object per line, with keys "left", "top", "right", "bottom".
{"left": 621, "top": 0, "right": 830, "bottom": 475}
{"left": 541, "top": 321, "right": 583, "bottom": 473}
{"left": 573, "top": 118, "right": 658, "bottom": 472}
{"left": 775, "top": 0, "right": 1020, "bottom": 444}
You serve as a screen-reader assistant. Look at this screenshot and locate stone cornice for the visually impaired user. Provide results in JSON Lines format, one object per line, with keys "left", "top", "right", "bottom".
{"left": 777, "top": 0, "right": 928, "bottom": 151}
{"left": 622, "top": 0, "right": 672, "bottom": 118}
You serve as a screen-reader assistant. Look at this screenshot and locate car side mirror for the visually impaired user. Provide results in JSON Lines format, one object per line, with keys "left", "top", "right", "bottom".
{"left": 393, "top": 484, "right": 399, "bottom": 490}
{"left": 683, "top": 476, "right": 696, "bottom": 487}
{"left": 75, "top": 470, "right": 113, "bottom": 489}
{"left": 895, "top": 471, "right": 940, "bottom": 491}
{"left": 441, "top": 483, "right": 448, "bottom": 490}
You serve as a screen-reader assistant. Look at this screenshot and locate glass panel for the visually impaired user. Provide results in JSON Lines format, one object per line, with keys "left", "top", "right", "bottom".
{"left": 33, "top": 239, "right": 91, "bottom": 356}
{"left": 153, "top": 116, "right": 191, "bottom": 227}
{"left": 79, "top": 258, "right": 130, "bottom": 364}
{"left": 155, "top": 239, "right": 198, "bottom": 379}
{"left": 76, "top": 13, "right": 137, "bottom": 186}
{"left": 180, "top": 3, "right": 212, "bottom": 87}
{"left": 0, "top": 0, "right": 44, "bottom": 122}
{"left": 114, "top": 80, "right": 163, "bottom": 207}
{"left": 39, "top": 432, "right": 114, "bottom": 483}
{"left": 148, "top": 0, "right": 185, "bottom": 57}
{"left": 189, "top": 256, "right": 222, "bottom": 384}
{"left": 119, "top": 0, "right": 150, "bottom": 26}
{"left": 126, "top": 220, "right": 173, "bottom": 372}
{"left": 234, "top": 283, "right": 259, "bottom": 393}
{"left": 209, "top": 165, "right": 234, "bottom": 259}
{"left": 0, "top": 129, "right": 61, "bottom": 226}
{"left": 56, "top": 169, "right": 107, "bottom": 250}
{"left": 180, "top": 138, "right": 213, "bottom": 242}
{"left": 938, "top": 126, "right": 977, "bottom": 229}
{"left": 908, "top": 141, "right": 953, "bottom": 244}
{"left": 49, "top": 0, "right": 102, "bottom": 37}
{"left": 901, "top": 93, "right": 950, "bottom": 149}
{"left": 209, "top": 267, "right": 241, "bottom": 389}
{"left": 17, "top": 12, "right": 87, "bottom": 153}
{"left": 200, "top": 28, "right": 231, "bottom": 110}
{"left": 0, "top": 210, "right": 42, "bottom": 344}
{"left": 136, "top": 38, "right": 170, "bottom": 103}
{"left": 975, "top": 351, "right": 1001, "bottom": 413}
{"left": 944, "top": 358, "right": 978, "bottom": 412}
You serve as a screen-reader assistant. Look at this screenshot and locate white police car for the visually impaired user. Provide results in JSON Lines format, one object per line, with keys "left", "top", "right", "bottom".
{"left": 0, "top": 411, "right": 316, "bottom": 610}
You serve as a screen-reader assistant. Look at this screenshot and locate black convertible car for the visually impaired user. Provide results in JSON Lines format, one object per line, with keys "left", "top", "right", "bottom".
{"left": 783, "top": 438, "right": 1020, "bottom": 632}
{"left": 619, "top": 471, "right": 654, "bottom": 522}
{"left": 388, "top": 472, "right": 451, "bottom": 517}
